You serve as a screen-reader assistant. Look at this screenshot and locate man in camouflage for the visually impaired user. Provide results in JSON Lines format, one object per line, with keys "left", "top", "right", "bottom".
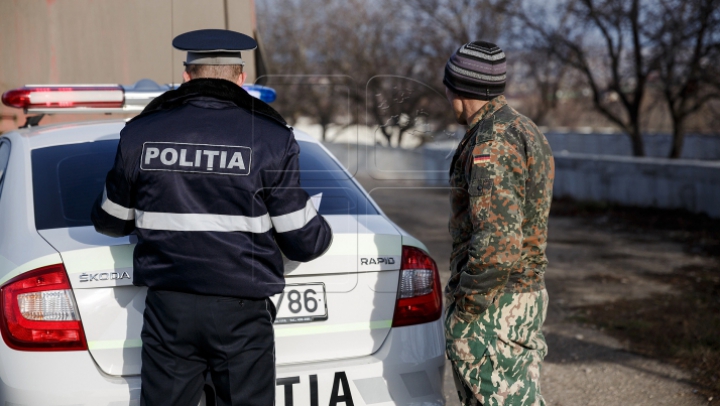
{"left": 443, "top": 41, "right": 555, "bottom": 405}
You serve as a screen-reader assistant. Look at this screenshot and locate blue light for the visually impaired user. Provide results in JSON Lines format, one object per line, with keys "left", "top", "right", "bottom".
{"left": 242, "top": 85, "right": 277, "bottom": 103}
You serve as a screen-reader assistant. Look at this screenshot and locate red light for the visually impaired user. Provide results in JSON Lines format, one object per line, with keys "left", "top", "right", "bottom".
{"left": 1, "top": 88, "right": 31, "bottom": 109}
{"left": 392, "top": 246, "right": 442, "bottom": 327}
{"left": 1, "top": 86, "right": 124, "bottom": 110}
{"left": 0, "top": 264, "right": 88, "bottom": 351}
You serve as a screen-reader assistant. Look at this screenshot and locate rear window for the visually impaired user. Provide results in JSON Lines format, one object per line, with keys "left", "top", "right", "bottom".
{"left": 294, "top": 142, "right": 379, "bottom": 216}
{"left": 32, "top": 139, "right": 377, "bottom": 230}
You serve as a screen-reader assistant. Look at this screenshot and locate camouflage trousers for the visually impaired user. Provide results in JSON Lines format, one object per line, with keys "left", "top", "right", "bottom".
{"left": 445, "top": 290, "right": 549, "bottom": 406}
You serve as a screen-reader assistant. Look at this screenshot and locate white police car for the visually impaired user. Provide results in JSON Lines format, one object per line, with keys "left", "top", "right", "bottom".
{"left": 0, "top": 81, "right": 445, "bottom": 406}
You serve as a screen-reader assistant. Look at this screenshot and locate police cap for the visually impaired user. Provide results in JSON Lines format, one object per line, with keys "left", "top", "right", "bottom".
{"left": 173, "top": 29, "right": 258, "bottom": 66}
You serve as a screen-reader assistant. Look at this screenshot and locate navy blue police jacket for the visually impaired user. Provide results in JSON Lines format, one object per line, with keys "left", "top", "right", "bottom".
{"left": 90, "top": 78, "right": 333, "bottom": 299}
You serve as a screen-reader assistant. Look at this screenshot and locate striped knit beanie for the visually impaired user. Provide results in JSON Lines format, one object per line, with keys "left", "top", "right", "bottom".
{"left": 443, "top": 41, "right": 506, "bottom": 100}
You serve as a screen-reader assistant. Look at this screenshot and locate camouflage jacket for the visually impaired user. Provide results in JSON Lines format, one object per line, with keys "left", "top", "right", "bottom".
{"left": 446, "top": 95, "right": 554, "bottom": 317}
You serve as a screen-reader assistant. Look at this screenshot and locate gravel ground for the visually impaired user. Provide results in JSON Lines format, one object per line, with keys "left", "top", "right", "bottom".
{"left": 358, "top": 176, "right": 711, "bottom": 406}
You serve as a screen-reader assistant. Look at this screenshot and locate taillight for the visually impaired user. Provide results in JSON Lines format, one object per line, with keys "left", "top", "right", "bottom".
{"left": 1, "top": 85, "right": 124, "bottom": 110}
{"left": 0, "top": 264, "right": 87, "bottom": 351}
{"left": 392, "top": 246, "right": 442, "bottom": 327}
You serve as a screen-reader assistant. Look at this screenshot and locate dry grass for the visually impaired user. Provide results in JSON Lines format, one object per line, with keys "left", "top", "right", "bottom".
{"left": 553, "top": 199, "right": 720, "bottom": 399}
{"left": 577, "top": 266, "right": 720, "bottom": 397}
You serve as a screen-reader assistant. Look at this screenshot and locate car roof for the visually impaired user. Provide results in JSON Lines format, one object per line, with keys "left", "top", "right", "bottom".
{"left": 3, "top": 119, "right": 318, "bottom": 150}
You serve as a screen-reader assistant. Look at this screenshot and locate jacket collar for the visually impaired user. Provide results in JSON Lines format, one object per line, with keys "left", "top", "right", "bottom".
{"left": 130, "top": 78, "right": 287, "bottom": 125}
{"left": 467, "top": 95, "right": 507, "bottom": 128}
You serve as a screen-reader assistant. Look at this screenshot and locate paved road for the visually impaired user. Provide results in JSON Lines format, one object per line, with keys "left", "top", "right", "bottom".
{"left": 358, "top": 176, "right": 710, "bottom": 406}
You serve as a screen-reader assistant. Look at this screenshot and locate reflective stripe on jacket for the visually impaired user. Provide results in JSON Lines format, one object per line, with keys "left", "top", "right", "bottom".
{"left": 91, "top": 78, "right": 333, "bottom": 299}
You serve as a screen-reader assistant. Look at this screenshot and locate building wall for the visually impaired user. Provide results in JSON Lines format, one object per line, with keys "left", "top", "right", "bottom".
{"left": 0, "top": 0, "right": 257, "bottom": 132}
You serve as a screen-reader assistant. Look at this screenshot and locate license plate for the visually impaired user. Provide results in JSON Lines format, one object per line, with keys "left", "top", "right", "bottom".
{"left": 270, "top": 283, "right": 328, "bottom": 324}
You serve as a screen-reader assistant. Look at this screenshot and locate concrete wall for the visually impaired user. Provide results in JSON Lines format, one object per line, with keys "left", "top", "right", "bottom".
{"left": 423, "top": 141, "right": 457, "bottom": 186}
{"left": 0, "top": 0, "right": 257, "bottom": 131}
{"left": 553, "top": 153, "right": 720, "bottom": 218}
{"left": 545, "top": 132, "right": 720, "bottom": 160}
{"left": 420, "top": 143, "right": 720, "bottom": 218}
{"left": 322, "top": 142, "right": 427, "bottom": 179}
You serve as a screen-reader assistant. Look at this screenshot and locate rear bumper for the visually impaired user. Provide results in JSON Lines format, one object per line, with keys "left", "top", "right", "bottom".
{"left": 0, "top": 320, "right": 444, "bottom": 406}
{"left": 276, "top": 320, "right": 446, "bottom": 406}
{"left": 0, "top": 347, "right": 142, "bottom": 405}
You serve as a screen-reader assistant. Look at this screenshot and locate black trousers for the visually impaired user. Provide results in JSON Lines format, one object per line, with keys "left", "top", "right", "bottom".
{"left": 140, "top": 289, "right": 276, "bottom": 406}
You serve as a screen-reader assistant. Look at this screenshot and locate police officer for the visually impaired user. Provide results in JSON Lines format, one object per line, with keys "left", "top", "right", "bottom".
{"left": 91, "top": 29, "right": 333, "bottom": 406}
{"left": 444, "top": 41, "right": 555, "bottom": 405}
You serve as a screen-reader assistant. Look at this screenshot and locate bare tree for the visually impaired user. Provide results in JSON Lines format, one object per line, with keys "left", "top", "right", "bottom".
{"left": 649, "top": 0, "right": 720, "bottom": 158}
{"left": 258, "top": 0, "right": 517, "bottom": 147}
{"left": 268, "top": 0, "right": 445, "bottom": 147}
{"left": 267, "top": 77, "right": 353, "bottom": 142}
{"left": 366, "top": 77, "right": 453, "bottom": 147}
{"left": 303, "top": 81, "right": 352, "bottom": 142}
{"left": 519, "top": 0, "right": 661, "bottom": 156}
{"left": 259, "top": 0, "right": 720, "bottom": 154}
{"left": 399, "top": 0, "right": 514, "bottom": 65}
{"left": 511, "top": 50, "right": 568, "bottom": 125}
{"left": 339, "top": 0, "right": 524, "bottom": 146}
{"left": 257, "top": 0, "right": 353, "bottom": 141}
{"left": 404, "top": 0, "right": 508, "bottom": 44}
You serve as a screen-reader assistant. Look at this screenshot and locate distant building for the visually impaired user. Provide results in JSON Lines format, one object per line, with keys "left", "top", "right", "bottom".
{"left": 0, "top": 0, "right": 264, "bottom": 131}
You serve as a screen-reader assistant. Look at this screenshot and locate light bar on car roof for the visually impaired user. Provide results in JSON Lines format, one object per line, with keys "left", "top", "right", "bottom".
{"left": 2, "top": 85, "right": 126, "bottom": 112}
{"left": 1, "top": 79, "right": 277, "bottom": 114}
{"left": 243, "top": 85, "right": 276, "bottom": 103}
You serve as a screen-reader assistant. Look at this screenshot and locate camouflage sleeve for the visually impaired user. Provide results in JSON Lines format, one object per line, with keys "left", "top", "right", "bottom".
{"left": 455, "top": 135, "right": 526, "bottom": 315}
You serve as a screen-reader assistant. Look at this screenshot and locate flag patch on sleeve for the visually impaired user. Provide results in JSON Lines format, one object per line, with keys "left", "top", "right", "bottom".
{"left": 473, "top": 154, "right": 491, "bottom": 164}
